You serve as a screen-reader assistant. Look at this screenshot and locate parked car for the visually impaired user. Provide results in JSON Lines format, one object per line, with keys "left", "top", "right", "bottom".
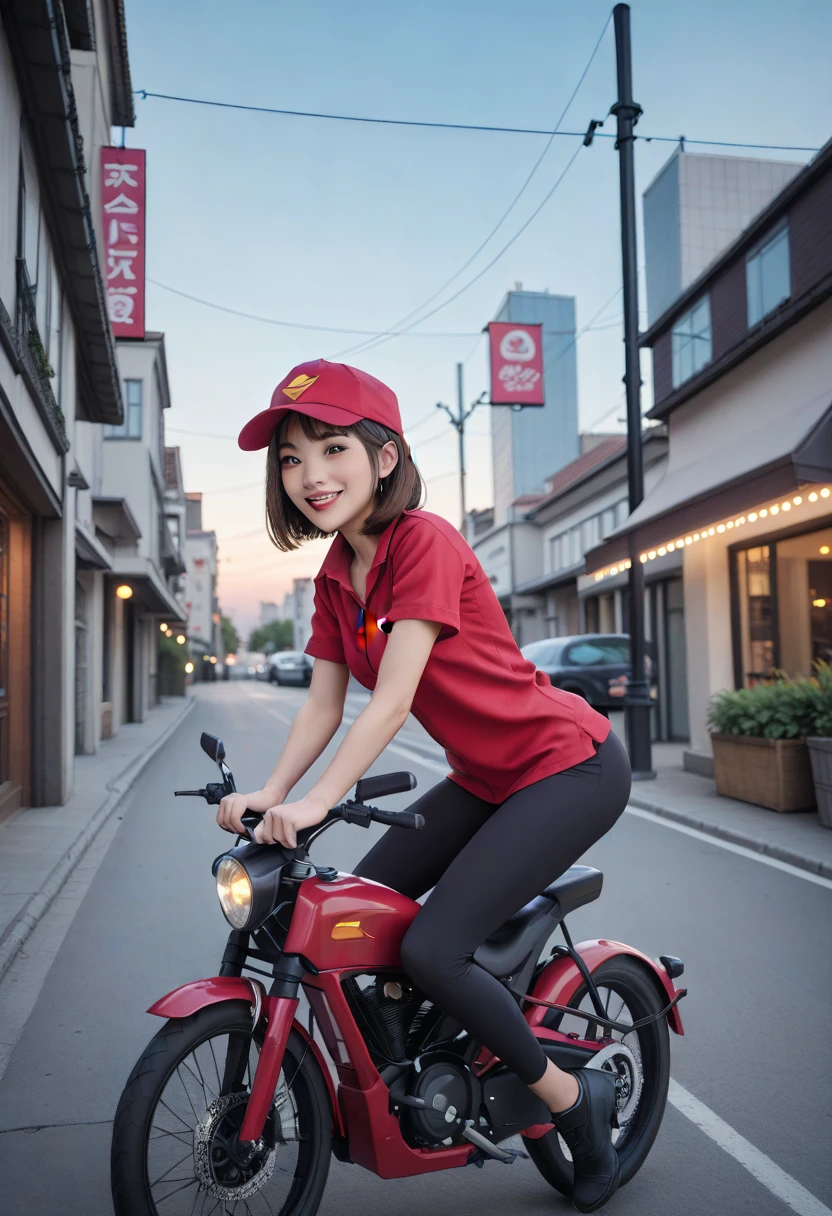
{"left": 520, "top": 633, "right": 656, "bottom": 713}
{"left": 268, "top": 650, "right": 313, "bottom": 686}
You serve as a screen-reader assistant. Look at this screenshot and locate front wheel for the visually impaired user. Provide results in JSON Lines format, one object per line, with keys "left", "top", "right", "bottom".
{"left": 111, "top": 1000, "right": 332, "bottom": 1216}
{"left": 524, "top": 956, "right": 670, "bottom": 1195}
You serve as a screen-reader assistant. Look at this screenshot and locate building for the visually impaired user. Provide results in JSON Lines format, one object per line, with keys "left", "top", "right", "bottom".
{"left": 490, "top": 290, "right": 579, "bottom": 526}
{"left": 470, "top": 429, "right": 687, "bottom": 740}
{"left": 643, "top": 150, "right": 804, "bottom": 326}
{"left": 291, "top": 578, "right": 314, "bottom": 653}
{"left": 184, "top": 492, "right": 221, "bottom": 676}
{"left": 587, "top": 137, "right": 832, "bottom": 772}
{"left": 259, "top": 601, "right": 282, "bottom": 627}
{"left": 0, "top": 0, "right": 133, "bottom": 813}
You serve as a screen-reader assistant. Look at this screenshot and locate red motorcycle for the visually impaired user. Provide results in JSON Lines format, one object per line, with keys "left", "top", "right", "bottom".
{"left": 111, "top": 732, "right": 687, "bottom": 1215}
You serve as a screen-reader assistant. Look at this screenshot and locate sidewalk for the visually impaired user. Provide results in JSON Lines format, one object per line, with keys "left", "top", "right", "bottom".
{"left": 0, "top": 695, "right": 195, "bottom": 982}
{"left": 386, "top": 704, "right": 832, "bottom": 879}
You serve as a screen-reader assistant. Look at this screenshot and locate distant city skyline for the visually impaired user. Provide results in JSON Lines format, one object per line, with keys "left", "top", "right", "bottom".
{"left": 124, "top": 0, "right": 832, "bottom": 634}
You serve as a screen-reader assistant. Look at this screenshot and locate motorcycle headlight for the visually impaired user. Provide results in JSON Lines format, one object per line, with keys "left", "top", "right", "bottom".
{"left": 216, "top": 858, "right": 252, "bottom": 929}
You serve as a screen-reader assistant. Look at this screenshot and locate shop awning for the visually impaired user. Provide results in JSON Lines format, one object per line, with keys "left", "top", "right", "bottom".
{"left": 75, "top": 520, "right": 113, "bottom": 570}
{"left": 585, "top": 395, "right": 832, "bottom": 573}
{"left": 108, "top": 557, "right": 186, "bottom": 623}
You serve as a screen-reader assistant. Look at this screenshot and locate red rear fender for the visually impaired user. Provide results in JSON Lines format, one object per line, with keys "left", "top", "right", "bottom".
{"left": 529, "top": 939, "right": 685, "bottom": 1035}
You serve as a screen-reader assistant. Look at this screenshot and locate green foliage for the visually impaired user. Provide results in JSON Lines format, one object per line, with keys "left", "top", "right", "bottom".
{"left": 159, "top": 632, "right": 189, "bottom": 662}
{"left": 28, "top": 330, "right": 55, "bottom": 380}
{"left": 707, "top": 663, "right": 832, "bottom": 739}
{"left": 221, "top": 615, "right": 239, "bottom": 656}
{"left": 248, "top": 618, "right": 294, "bottom": 654}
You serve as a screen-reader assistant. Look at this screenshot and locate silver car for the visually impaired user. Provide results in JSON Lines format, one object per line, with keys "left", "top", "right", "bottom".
{"left": 268, "top": 650, "right": 313, "bottom": 687}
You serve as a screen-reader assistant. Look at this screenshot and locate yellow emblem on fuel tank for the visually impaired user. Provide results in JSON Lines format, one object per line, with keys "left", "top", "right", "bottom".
{"left": 331, "top": 920, "right": 374, "bottom": 941}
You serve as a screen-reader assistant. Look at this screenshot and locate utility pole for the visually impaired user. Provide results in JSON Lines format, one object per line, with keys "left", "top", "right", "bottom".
{"left": 612, "top": 3, "right": 654, "bottom": 778}
{"left": 436, "top": 363, "right": 486, "bottom": 533}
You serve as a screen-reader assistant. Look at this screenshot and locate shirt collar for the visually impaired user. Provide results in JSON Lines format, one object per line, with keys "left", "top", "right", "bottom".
{"left": 317, "top": 510, "right": 411, "bottom": 597}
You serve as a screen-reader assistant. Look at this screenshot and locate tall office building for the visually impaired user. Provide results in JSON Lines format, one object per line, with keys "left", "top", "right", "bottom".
{"left": 490, "top": 291, "right": 579, "bottom": 526}
{"left": 643, "top": 151, "right": 804, "bottom": 326}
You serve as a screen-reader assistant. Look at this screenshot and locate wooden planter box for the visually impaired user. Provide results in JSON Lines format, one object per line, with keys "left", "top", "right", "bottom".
{"left": 805, "top": 738, "right": 832, "bottom": 829}
{"left": 711, "top": 733, "right": 816, "bottom": 812}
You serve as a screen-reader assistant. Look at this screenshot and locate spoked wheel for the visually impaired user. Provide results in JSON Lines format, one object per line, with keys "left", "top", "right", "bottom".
{"left": 111, "top": 1001, "right": 332, "bottom": 1216}
{"left": 524, "top": 957, "right": 670, "bottom": 1196}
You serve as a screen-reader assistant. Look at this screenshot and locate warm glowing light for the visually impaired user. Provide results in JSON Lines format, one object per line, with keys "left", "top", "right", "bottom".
{"left": 708, "top": 528, "right": 716, "bottom": 536}
{"left": 770, "top": 505, "right": 780, "bottom": 515}
{"left": 176, "top": 634, "right": 186, "bottom": 645}
{"left": 821, "top": 546, "right": 830, "bottom": 555}
{"left": 809, "top": 492, "right": 819, "bottom": 502}
{"left": 813, "top": 599, "right": 827, "bottom": 609}
{"left": 781, "top": 502, "right": 791, "bottom": 511}
{"left": 159, "top": 622, "right": 168, "bottom": 632}
{"left": 667, "top": 543, "right": 675, "bottom": 552}
{"left": 610, "top": 565, "right": 618, "bottom": 575}
{"left": 226, "top": 654, "right": 237, "bottom": 665}
{"left": 823, "top": 489, "right": 831, "bottom": 498}
{"left": 685, "top": 536, "right": 693, "bottom": 545}
{"left": 748, "top": 513, "right": 758, "bottom": 522}
{"left": 693, "top": 533, "right": 700, "bottom": 541}
{"left": 185, "top": 661, "right": 194, "bottom": 673}
{"left": 658, "top": 546, "right": 667, "bottom": 556}
{"left": 166, "top": 629, "right": 173, "bottom": 637}
{"left": 116, "top": 584, "right": 133, "bottom": 599}
{"left": 759, "top": 509, "right": 768, "bottom": 518}
{"left": 648, "top": 550, "right": 657, "bottom": 560}
{"left": 595, "top": 572, "right": 604, "bottom": 581}
{"left": 726, "top": 522, "right": 734, "bottom": 530}
{"left": 640, "top": 554, "right": 648, "bottom": 563}
{"left": 793, "top": 496, "right": 802, "bottom": 505}
{"left": 210, "top": 656, "right": 218, "bottom": 664}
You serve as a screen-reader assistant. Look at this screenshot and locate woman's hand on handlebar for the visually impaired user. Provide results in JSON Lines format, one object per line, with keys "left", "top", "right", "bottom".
{"left": 217, "top": 787, "right": 284, "bottom": 835}
{"left": 254, "top": 794, "right": 329, "bottom": 848}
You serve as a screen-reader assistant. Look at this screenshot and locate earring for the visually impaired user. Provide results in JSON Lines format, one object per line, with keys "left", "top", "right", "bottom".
{"left": 378, "top": 478, "right": 385, "bottom": 495}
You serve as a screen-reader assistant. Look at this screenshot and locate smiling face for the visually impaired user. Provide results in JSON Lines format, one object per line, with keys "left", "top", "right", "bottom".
{"left": 278, "top": 415, "right": 398, "bottom": 535}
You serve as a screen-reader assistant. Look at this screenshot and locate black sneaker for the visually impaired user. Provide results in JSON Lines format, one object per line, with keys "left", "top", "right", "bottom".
{"left": 551, "top": 1069, "right": 621, "bottom": 1213}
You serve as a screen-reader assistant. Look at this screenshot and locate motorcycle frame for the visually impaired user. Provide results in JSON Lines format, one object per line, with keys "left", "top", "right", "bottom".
{"left": 150, "top": 877, "right": 685, "bottom": 1181}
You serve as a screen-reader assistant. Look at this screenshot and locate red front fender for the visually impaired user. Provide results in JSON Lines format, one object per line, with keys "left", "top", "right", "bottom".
{"left": 528, "top": 939, "right": 685, "bottom": 1035}
{"left": 147, "top": 977, "right": 344, "bottom": 1136}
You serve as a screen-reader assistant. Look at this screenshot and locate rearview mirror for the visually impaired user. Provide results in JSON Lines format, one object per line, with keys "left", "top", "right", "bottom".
{"left": 200, "top": 732, "right": 226, "bottom": 764}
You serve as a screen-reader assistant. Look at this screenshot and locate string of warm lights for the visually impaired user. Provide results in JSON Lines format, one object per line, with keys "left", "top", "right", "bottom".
{"left": 591, "top": 485, "right": 832, "bottom": 583}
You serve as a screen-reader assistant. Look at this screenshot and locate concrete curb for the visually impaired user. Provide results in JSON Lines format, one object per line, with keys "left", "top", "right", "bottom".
{"left": 627, "top": 792, "right": 832, "bottom": 879}
{"left": 0, "top": 696, "right": 196, "bottom": 984}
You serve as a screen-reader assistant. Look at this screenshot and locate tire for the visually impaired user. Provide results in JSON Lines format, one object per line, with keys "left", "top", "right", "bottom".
{"left": 524, "top": 956, "right": 670, "bottom": 1196}
{"left": 111, "top": 1000, "right": 332, "bottom": 1216}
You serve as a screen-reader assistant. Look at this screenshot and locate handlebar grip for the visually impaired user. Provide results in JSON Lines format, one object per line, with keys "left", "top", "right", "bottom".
{"left": 371, "top": 808, "right": 425, "bottom": 830}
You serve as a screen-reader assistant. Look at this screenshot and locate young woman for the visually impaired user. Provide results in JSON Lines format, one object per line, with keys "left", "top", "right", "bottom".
{"left": 219, "top": 358, "right": 632, "bottom": 1213}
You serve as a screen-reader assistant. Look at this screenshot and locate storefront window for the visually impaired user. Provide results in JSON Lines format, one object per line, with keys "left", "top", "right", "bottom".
{"left": 735, "top": 526, "right": 832, "bottom": 686}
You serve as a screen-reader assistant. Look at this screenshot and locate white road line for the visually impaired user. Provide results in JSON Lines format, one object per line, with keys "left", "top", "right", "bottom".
{"left": 668, "top": 1080, "right": 832, "bottom": 1216}
{"left": 625, "top": 806, "right": 832, "bottom": 891}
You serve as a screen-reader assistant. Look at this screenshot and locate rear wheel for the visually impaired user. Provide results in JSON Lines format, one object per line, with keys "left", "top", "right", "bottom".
{"left": 111, "top": 1001, "right": 332, "bottom": 1216}
{"left": 524, "top": 957, "right": 670, "bottom": 1195}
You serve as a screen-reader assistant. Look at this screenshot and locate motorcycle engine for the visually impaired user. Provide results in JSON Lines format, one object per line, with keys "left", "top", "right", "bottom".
{"left": 393, "top": 1051, "right": 477, "bottom": 1147}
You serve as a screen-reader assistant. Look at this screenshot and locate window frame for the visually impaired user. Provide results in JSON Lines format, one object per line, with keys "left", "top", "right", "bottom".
{"left": 671, "top": 295, "right": 712, "bottom": 388}
{"left": 746, "top": 222, "right": 791, "bottom": 329}
{"left": 104, "top": 378, "right": 143, "bottom": 440}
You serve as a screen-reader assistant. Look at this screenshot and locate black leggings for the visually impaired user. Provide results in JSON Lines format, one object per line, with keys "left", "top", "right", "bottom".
{"left": 354, "top": 731, "right": 632, "bottom": 1085}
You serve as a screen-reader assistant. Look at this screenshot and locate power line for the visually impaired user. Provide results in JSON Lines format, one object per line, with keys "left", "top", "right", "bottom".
{"left": 328, "top": 11, "right": 613, "bottom": 361}
{"left": 330, "top": 139, "right": 586, "bottom": 359}
{"left": 134, "top": 89, "right": 821, "bottom": 154}
{"left": 148, "top": 279, "right": 479, "bottom": 338}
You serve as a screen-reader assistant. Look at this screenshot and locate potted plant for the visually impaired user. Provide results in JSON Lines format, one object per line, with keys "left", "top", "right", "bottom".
{"left": 805, "top": 661, "right": 832, "bottom": 830}
{"left": 707, "top": 676, "right": 817, "bottom": 812}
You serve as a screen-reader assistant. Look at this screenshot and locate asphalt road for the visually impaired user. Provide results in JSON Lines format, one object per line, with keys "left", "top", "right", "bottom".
{"left": 0, "top": 679, "right": 829, "bottom": 1216}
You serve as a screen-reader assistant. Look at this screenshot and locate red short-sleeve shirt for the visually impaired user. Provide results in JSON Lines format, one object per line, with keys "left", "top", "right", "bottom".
{"left": 305, "top": 509, "right": 610, "bottom": 804}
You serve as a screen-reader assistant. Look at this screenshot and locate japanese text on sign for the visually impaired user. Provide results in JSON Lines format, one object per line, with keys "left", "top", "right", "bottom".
{"left": 100, "top": 148, "right": 146, "bottom": 338}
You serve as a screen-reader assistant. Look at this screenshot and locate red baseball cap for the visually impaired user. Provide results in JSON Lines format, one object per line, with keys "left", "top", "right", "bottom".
{"left": 238, "top": 358, "right": 402, "bottom": 451}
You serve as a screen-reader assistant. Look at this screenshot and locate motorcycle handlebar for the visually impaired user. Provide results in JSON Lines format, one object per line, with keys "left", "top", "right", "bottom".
{"left": 367, "top": 807, "right": 425, "bottom": 830}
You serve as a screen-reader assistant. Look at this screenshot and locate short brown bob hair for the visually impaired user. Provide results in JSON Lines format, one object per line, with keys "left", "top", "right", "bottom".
{"left": 265, "top": 411, "right": 425, "bottom": 552}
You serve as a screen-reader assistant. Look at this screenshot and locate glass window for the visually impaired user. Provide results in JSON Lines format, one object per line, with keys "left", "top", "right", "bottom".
{"left": 521, "top": 639, "right": 561, "bottom": 666}
{"left": 582, "top": 515, "right": 600, "bottom": 551}
{"left": 672, "top": 296, "right": 712, "bottom": 388}
{"left": 564, "top": 638, "right": 631, "bottom": 666}
{"left": 615, "top": 499, "right": 629, "bottom": 528}
{"left": 601, "top": 507, "right": 616, "bottom": 538}
{"left": 549, "top": 535, "right": 562, "bottom": 571}
{"left": 105, "top": 379, "right": 142, "bottom": 439}
{"left": 747, "top": 225, "right": 790, "bottom": 327}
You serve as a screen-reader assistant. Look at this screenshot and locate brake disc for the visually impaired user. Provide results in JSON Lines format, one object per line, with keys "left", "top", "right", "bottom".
{"left": 585, "top": 1040, "right": 643, "bottom": 1131}
{"left": 193, "top": 1091, "right": 277, "bottom": 1201}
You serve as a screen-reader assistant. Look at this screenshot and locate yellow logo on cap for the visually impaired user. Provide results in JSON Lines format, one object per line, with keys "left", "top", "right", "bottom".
{"left": 282, "top": 374, "right": 319, "bottom": 402}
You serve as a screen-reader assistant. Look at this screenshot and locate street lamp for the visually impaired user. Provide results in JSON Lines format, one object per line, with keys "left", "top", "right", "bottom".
{"left": 116, "top": 585, "right": 133, "bottom": 600}
{"left": 176, "top": 634, "right": 186, "bottom": 645}
{"left": 159, "top": 622, "right": 168, "bottom": 632}
{"left": 185, "top": 661, "right": 194, "bottom": 674}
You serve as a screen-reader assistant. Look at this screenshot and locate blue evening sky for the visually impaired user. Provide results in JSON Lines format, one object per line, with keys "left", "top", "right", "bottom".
{"left": 121, "top": 0, "right": 832, "bottom": 633}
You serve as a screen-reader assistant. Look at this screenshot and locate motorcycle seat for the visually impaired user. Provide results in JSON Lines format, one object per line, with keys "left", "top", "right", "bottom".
{"left": 473, "top": 866, "right": 603, "bottom": 980}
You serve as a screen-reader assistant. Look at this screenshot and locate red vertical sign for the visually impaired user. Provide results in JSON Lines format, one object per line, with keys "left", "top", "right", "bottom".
{"left": 100, "top": 148, "right": 146, "bottom": 338}
{"left": 488, "top": 321, "right": 545, "bottom": 405}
